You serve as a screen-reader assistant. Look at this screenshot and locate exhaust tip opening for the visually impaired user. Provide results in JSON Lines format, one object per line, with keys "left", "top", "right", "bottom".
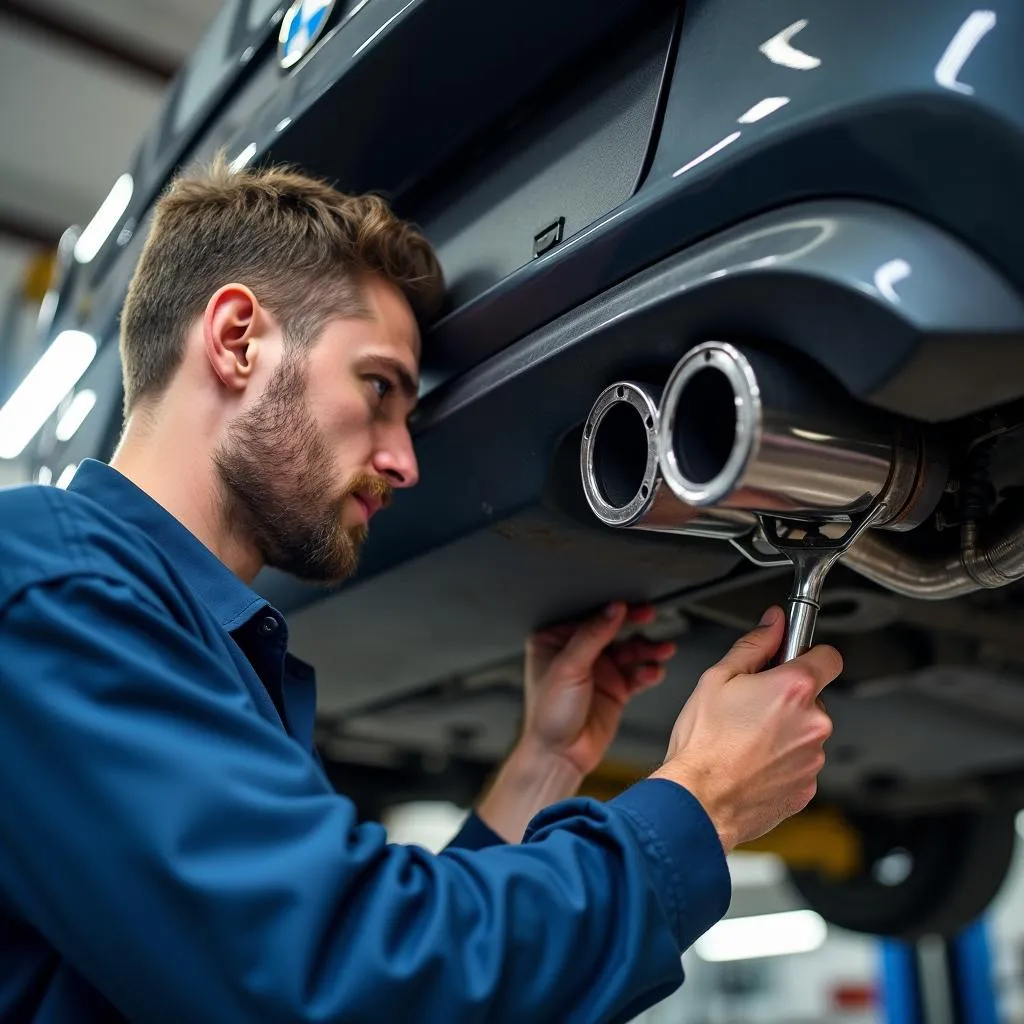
{"left": 671, "top": 366, "right": 738, "bottom": 487}
{"left": 580, "top": 382, "right": 660, "bottom": 527}
{"left": 593, "top": 401, "right": 651, "bottom": 509}
{"left": 659, "top": 341, "right": 759, "bottom": 507}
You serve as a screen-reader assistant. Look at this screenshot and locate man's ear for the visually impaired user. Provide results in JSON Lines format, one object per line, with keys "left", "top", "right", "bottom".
{"left": 202, "top": 284, "right": 266, "bottom": 391}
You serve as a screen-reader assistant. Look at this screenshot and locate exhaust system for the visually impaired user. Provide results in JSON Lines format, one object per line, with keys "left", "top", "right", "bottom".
{"left": 580, "top": 342, "right": 951, "bottom": 663}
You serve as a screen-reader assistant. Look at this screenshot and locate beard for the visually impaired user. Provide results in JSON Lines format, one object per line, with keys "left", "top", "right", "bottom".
{"left": 213, "top": 353, "right": 391, "bottom": 585}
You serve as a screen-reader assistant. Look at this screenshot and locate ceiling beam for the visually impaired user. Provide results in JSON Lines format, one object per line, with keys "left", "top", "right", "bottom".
{"left": 0, "top": 0, "right": 178, "bottom": 83}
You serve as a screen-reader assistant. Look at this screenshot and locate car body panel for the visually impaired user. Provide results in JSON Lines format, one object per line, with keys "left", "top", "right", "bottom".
{"left": 30, "top": 0, "right": 1024, "bottom": 815}
{"left": 260, "top": 198, "right": 1024, "bottom": 616}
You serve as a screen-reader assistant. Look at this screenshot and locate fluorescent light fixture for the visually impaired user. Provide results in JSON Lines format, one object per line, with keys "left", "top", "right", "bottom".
{"left": 36, "top": 465, "right": 53, "bottom": 486}
{"left": 759, "top": 20, "right": 821, "bottom": 70}
{"left": 672, "top": 132, "right": 742, "bottom": 178}
{"left": 55, "top": 389, "right": 98, "bottom": 443}
{"left": 873, "top": 258, "right": 912, "bottom": 303}
{"left": 55, "top": 464, "right": 78, "bottom": 490}
{"left": 935, "top": 10, "right": 996, "bottom": 96}
{"left": 0, "top": 330, "right": 98, "bottom": 459}
{"left": 738, "top": 96, "right": 791, "bottom": 124}
{"left": 74, "top": 174, "right": 134, "bottom": 264}
{"left": 694, "top": 909, "right": 827, "bottom": 962}
{"left": 229, "top": 143, "right": 258, "bottom": 172}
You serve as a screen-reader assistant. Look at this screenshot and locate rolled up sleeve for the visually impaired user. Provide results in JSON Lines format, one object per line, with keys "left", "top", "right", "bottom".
{"left": 0, "top": 575, "right": 730, "bottom": 1024}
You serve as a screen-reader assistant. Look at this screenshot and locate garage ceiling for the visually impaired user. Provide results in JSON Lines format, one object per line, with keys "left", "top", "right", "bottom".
{"left": 0, "top": 0, "right": 220, "bottom": 480}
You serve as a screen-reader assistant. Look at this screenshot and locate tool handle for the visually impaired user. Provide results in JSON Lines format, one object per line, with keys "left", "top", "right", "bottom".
{"left": 762, "top": 504, "right": 888, "bottom": 668}
{"left": 775, "top": 598, "right": 819, "bottom": 665}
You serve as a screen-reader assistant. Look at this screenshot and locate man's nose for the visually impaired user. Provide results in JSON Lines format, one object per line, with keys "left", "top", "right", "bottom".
{"left": 372, "top": 433, "right": 419, "bottom": 489}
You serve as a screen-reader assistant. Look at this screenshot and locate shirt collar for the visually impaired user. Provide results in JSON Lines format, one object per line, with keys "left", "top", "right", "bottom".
{"left": 68, "top": 459, "right": 268, "bottom": 633}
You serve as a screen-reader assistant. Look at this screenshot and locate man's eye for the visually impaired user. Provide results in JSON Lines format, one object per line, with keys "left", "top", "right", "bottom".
{"left": 369, "top": 376, "right": 393, "bottom": 399}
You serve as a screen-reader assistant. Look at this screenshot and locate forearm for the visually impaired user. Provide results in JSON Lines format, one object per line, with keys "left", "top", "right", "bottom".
{"left": 476, "top": 738, "right": 584, "bottom": 843}
{"left": 3, "top": 579, "right": 731, "bottom": 1023}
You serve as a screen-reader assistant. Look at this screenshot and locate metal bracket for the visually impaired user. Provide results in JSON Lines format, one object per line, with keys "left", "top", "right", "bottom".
{"left": 729, "top": 526, "right": 793, "bottom": 568}
{"left": 756, "top": 503, "right": 890, "bottom": 663}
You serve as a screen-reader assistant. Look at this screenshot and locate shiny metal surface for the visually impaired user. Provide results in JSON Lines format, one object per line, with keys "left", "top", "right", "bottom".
{"left": 765, "top": 502, "right": 888, "bottom": 662}
{"left": 425, "top": 0, "right": 1024, "bottom": 392}
{"left": 657, "top": 341, "right": 944, "bottom": 529}
{"left": 883, "top": 423, "right": 949, "bottom": 532}
{"left": 580, "top": 381, "right": 661, "bottom": 529}
{"left": 580, "top": 381, "right": 756, "bottom": 538}
{"left": 844, "top": 519, "right": 1024, "bottom": 600}
{"left": 780, "top": 599, "right": 818, "bottom": 664}
{"left": 649, "top": 502, "right": 757, "bottom": 540}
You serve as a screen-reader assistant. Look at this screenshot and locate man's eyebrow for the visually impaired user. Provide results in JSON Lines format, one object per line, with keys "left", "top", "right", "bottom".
{"left": 361, "top": 355, "right": 419, "bottom": 402}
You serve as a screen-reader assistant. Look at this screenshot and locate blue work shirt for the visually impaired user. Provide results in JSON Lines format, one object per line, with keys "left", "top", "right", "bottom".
{"left": 0, "top": 459, "right": 731, "bottom": 1023}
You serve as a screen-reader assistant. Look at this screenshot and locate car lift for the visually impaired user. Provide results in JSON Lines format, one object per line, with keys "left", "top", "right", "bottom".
{"left": 881, "top": 916, "right": 1000, "bottom": 1024}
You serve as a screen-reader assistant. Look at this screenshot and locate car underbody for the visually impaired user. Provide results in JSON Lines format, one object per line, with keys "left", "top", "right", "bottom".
{"left": 35, "top": 0, "right": 1024, "bottom": 938}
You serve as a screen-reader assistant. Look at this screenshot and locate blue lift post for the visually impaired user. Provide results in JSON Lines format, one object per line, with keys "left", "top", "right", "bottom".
{"left": 950, "top": 918, "right": 1000, "bottom": 1024}
{"left": 880, "top": 917, "right": 1000, "bottom": 1024}
{"left": 881, "top": 938, "right": 923, "bottom": 1024}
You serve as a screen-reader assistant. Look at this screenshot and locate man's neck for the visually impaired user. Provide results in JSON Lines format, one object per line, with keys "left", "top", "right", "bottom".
{"left": 109, "top": 413, "right": 263, "bottom": 585}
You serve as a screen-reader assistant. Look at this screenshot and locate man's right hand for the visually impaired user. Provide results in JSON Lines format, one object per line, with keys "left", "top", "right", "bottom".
{"left": 651, "top": 605, "right": 840, "bottom": 854}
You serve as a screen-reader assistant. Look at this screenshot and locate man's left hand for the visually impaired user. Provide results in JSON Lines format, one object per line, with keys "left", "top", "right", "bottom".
{"left": 521, "top": 601, "right": 676, "bottom": 778}
{"left": 476, "top": 601, "right": 676, "bottom": 842}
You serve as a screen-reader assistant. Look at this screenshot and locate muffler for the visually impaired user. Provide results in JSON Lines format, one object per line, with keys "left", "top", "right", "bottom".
{"left": 579, "top": 380, "right": 756, "bottom": 539}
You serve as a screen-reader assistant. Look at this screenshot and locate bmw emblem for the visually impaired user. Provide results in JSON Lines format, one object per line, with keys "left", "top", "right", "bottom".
{"left": 278, "top": 0, "right": 337, "bottom": 70}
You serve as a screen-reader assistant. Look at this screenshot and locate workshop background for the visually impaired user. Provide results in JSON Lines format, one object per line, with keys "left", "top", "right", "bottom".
{"left": 2, "top": 2, "right": 1024, "bottom": 1021}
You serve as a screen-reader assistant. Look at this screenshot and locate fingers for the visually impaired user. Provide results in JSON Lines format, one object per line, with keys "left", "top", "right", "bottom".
{"left": 531, "top": 601, "right": 659, "bottom": 662}
{"left": 813, "top": 702, "right": 834, "bottom": 744}
{"left": 712, "top": 606, "right": 785, "bottom": 679}
{"left": 757, "top": 642, "right": 843, "bottom": 698}
{"left": 628, "top": 663, "right": 667, "bottom": 690}
{"left": 790, "top": 644, "right": 844, "bottom": 697}
{"left": 530, "top": 601, "right": 654, "bottom": 648}
{"left": 625, "top": 604, "right": 657, "bottom": 625}
{"left": 612, "top": 634, "right": 675, "bottom": 695}
{"left": 555, "top": 601, "right": 629, "bottom": 675}
{"left": 755, "top": 643, "right": 843, "bottom": 707}
{"left": 612, "top": 638, "right": 676, "bottom": 670}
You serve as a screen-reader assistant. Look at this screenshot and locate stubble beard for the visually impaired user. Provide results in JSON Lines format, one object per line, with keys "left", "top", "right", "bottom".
{"left": 213, "top": 353, "right": 376, "bottom": 585}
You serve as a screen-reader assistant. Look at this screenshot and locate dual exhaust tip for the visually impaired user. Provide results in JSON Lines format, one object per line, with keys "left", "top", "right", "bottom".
{"left": 580, "top": 341, "right": 948, "bottom": 542}
{"left": 580, "top": 373, "right": 754, "bottom": 539}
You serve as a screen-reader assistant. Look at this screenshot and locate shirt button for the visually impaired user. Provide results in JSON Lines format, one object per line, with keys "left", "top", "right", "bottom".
{"left": 260, "top": 615, "right": 279, "bottom": 634}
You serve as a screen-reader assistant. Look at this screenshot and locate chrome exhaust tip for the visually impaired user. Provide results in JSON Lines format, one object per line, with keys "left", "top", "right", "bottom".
{"left": 580, "top": 381, "right": 661, "bottom": 528}
{"left": 580, "top": 380, "right": 755, "bottom": 538}
{"left": 657, "top": 341, "right": 947, "bottom": 530}
{"left": 657, "top": 341, "right": 762, "bottom": 510}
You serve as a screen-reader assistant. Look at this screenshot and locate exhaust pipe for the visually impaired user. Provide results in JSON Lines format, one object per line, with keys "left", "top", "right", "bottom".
{"left": 844, "top": 515, "right": 1024, "bottom": 599}
{"left": 580, "top": 380, "right": 756, "bottom": 538}
{"left": 656, "top": 341, "right": 947, "bottom": 531}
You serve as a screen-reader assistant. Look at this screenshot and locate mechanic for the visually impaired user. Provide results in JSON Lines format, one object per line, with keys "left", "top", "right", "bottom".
{"left": 0, "top": 159, "right": 839, "bottom": 1024}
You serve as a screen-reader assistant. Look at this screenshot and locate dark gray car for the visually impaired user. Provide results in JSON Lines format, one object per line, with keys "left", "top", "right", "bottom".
{"left": 32, "top": 0, "right": 1024, "bottom": 940}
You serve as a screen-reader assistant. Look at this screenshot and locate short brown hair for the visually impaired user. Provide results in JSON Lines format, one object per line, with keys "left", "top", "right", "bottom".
{"left": 119, "top": 155, "right": 445, "bottom": 413}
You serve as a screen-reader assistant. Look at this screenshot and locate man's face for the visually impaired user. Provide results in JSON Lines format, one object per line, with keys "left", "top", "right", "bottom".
{"left": 214, "top": 275, "right": 422, "bottom": 584}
